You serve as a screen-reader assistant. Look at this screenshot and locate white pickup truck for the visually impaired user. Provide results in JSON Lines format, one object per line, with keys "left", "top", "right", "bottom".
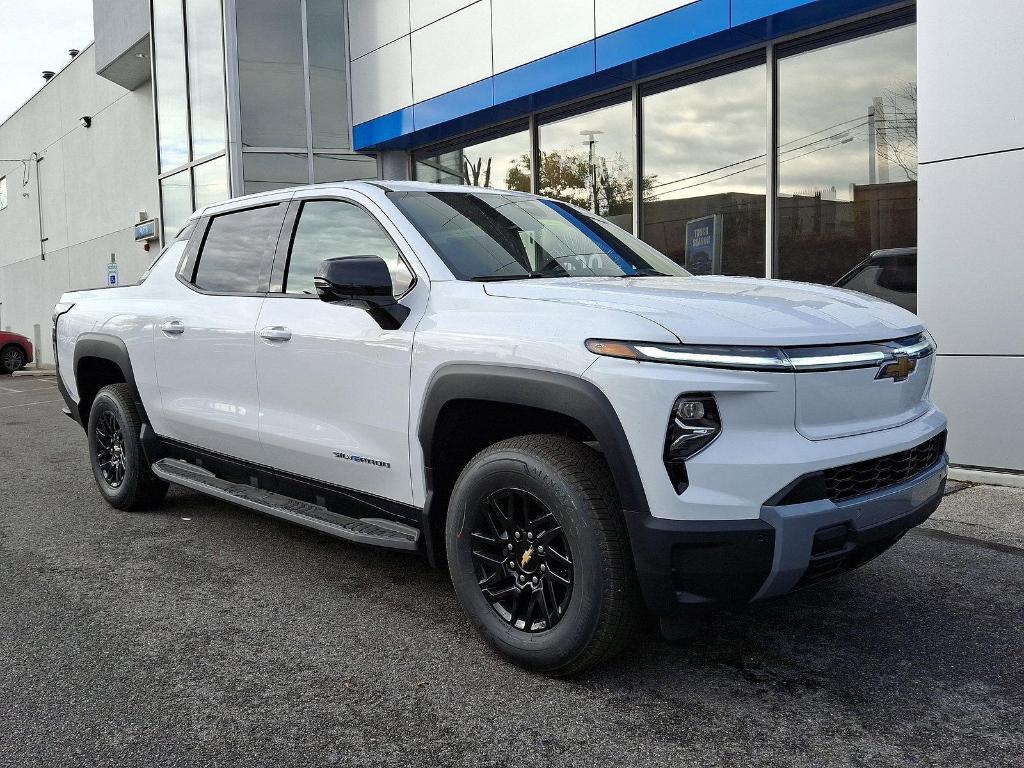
{"left": 53, "top": 181, "right": 948, "bottom": 675}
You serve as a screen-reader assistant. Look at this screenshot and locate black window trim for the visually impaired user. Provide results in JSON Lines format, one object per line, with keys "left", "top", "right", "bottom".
{"left": 176, "top": 201, "right": 289, "bottom": 297}
{"left": 266, "top": 193, "right": 419, "bottom": 301}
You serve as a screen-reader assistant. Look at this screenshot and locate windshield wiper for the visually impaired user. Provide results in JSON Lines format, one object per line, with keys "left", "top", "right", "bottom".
{"left": 469, "top": 273, "right": 550, "bottom": 282}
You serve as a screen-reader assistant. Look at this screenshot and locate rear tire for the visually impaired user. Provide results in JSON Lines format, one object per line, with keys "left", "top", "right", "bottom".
{"left": 446, "top": 434, "right": 641, "bottom": 676}
{"left": 0, "top": 345, "right": 26, "bottom": 374}
{"left": 87, "top": 383, "right": 168, "bottom": 510}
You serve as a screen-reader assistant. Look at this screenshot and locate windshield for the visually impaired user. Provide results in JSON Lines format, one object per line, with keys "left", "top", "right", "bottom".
{"left": 388, "top": 190, "right": 690, "bottom": 281}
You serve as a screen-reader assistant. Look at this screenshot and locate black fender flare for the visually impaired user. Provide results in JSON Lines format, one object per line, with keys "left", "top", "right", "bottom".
{"left": 417, "top": 365, "right": 650, "bottom": 558}
{"left": 71, "top": 333, "right": 150, "bottom": 426}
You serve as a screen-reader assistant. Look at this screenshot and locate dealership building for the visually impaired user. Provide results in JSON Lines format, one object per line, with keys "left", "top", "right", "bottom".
{"left": 0, "top": 0, "right": 1021, "bottom": 482}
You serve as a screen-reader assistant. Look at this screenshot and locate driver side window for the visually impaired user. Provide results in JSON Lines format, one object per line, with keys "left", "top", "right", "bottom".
{"left": 284, "top": 200, "right": 413, "bottom": 296}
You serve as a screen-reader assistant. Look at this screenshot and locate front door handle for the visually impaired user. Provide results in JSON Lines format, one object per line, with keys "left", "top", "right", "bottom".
{"left": 259, "top": 326, "right": 292, "bottom": 342}
{"left": 159, "top": 320, "right": 185, "bottom": 335}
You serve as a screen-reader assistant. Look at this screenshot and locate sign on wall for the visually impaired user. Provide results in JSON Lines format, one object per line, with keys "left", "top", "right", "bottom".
{"left": 134, "top": 218, "right": 159, "bottom": 242}
{"left": 684, "top": 214, "right": 723, "bottom": 275}
{"left": 107, "top": 258, "right": 118, "bottom": 287}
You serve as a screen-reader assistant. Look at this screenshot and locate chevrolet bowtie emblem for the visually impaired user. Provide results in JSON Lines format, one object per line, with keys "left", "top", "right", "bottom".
{"left": 876, "top": 354, "right": 916, "bottom": 382}
{"left": 520, "top": 547, "right": 534, "bottom": 568}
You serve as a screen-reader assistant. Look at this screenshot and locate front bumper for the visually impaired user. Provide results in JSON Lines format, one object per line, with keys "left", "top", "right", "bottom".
{"left": 629, "top": 454, "right": 948, "bottom": 614}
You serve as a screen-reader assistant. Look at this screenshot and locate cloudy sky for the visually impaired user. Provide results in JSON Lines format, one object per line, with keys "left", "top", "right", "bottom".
{"left": 0, "top": 2, "right": 94, "bottom": 124}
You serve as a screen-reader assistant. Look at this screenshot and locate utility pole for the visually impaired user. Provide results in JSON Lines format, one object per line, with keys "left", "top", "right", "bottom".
{"left": 580, "top": 129, "right": 603, "bottom": 213}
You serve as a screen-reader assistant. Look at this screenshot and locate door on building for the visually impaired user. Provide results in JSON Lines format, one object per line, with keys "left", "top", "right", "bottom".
{"left": 153, "top": 201, "right": 288, "bottom": 463}
{"left": 253, "top": 193, "right": 422, "bottom": 503}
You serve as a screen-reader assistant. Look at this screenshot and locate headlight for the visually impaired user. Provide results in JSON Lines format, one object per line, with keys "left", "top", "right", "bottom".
{"left": 664, "top": 394, "right": 721, "bottom": 494}
{"left": 586, "top": 333, "right": 935, "bottom": 373}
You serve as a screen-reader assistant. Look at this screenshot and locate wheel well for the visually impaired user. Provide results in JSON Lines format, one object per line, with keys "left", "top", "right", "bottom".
{"left": 425, "top": 399, "right": 597, "bottom": 564}
{"left": 75, "top": 356, "right": 127, "bottom": 422}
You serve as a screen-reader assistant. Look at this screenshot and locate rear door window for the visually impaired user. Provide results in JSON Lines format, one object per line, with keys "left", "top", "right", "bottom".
{"left": 189, "top": 204, "right": 286, "bottom": 293}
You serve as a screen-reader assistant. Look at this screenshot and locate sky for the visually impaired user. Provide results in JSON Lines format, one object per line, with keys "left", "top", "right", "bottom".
{"left": 0, "top": 1, "right": 95, "bottom": 124}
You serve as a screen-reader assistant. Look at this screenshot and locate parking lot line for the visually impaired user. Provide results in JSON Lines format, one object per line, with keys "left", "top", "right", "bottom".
{"left": 0, "top": 384, "right": 25, "bottom": 393}
{"left": 0, "top": 399, "right": 63, "bottom": 410}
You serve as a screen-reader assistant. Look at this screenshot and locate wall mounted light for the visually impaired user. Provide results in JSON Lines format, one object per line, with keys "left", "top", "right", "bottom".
{"left": 80, "top": 116, "right": 92, "bottom": 128}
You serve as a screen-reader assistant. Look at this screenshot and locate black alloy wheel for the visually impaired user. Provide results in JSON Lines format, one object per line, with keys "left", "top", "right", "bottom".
{"left": 94, "top": 410, "right": 127, "bottom": 488}
{"left": 0, "top": 345, "right": 25, "bottom": 374}
{"left": 470, "top": 487, "right": 574, "bottom": 632}
{"left": 446, "top": 434, "right": 641, "bottom": 676}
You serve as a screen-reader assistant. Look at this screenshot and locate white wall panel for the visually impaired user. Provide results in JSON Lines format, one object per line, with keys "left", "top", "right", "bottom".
{"left": 411, "top": 0, "right": 479, "bottom": 31}
{"left": 411, "top": 0, "right": 492, "bottom": 101}
{"left": 595, "top": 0, "right": 698, "bottom": 37}
{"left": 917, "top": 150, "right": 1024, "bottom": 357}
{"left": 492, "top": 0, "right": 594, "bottom": 73}
{"left": 348, "top": 0, "right": 411, "bottom": 59}
{"left": 932, "top": 355, "right": 1024, "bottom": 472}
{"left": 918, "top": 0, "right": 1024, "bottom": 162}
{"left": 351, "top": 37, "right": 413, "bottom": 124}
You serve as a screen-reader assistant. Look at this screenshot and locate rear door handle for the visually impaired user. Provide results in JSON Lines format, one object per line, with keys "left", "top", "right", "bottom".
{"left": 259, "top": 326, "right": 292, "bottom": 342}
{"left": 159, "top": 320, "right": 185, "bottom": 335}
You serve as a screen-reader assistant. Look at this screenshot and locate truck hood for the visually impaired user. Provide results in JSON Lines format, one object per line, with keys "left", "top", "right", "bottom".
{"left": 483, "top": 275, "right": 923, "bottom": 346}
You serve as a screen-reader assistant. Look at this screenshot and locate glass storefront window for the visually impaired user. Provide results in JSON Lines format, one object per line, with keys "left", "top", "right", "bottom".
{"left": 538, "top": 99, "right": 634, "bottom": 232}
{"left": 642, "top": 65, "right": 767, "bottom": 276}
{"left": 313, "top": 153, "right": 378, "bottom": 183}
{"left": 160, "top": 169, "right": 193, "bottom": 243}
{"left": 185, "top": 0, "right": 227, "bottom": 159}
{"left": 308, "top": 0, "right": 351, "bottom": 151}
{"left": 243, "top": 152, "right": 309, "bottom": 194}
{"left": 776, "top": 24, "right": 917, "bottom": 297}
{"left": 153, "top": 0, "right": 189, "bottom": 171}
{"left": 237, "top": 0, "right": 307, "bottom": 149}
{"left": 193, "top": 156, "right": 229, "bottom": 210}
{"left": 414, "top": 127, "right": 531, "bottom": 191}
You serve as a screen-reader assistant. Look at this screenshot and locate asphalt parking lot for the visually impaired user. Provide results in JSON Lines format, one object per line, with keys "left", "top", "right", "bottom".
{"left": 2, "top": 376, "right": 1022, "bottom": 767}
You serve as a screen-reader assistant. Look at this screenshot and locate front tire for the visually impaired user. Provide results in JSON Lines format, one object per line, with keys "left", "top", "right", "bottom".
{"left": 446, "top": 435, "right": 640, "bottom": 676}
{"left": 87, "top": 383, "right": 168, "bottom": 510}
{"left": 0, "top": 345, "right": 26, "bottom": 374}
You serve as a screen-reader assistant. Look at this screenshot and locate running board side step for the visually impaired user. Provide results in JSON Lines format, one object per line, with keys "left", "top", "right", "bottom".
{"left": 151, "top": 458, "right": 420, "bottom": 551}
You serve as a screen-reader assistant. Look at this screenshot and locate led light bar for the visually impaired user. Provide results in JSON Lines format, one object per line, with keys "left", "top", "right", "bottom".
{"left": 586, "top": 333, "right": 935, "bottom": 373}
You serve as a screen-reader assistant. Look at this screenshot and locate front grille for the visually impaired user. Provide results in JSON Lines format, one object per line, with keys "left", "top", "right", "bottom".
{"left": 824, "top": 431, "right": 946, "bottom": 503}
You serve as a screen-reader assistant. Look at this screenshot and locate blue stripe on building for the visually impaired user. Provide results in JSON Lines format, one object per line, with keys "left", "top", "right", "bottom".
{"left": 353, "top": 0, "right": 902, "bottom": 152}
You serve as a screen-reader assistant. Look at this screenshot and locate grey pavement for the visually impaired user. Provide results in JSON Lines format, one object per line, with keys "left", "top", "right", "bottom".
{"left": 1, "top": 377, "right": 1022, "bottom": 767}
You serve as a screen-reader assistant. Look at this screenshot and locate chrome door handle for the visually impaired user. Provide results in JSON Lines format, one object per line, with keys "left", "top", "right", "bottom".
{"left": 159, "top": 320, "right": 185, "bottom": 335}
{"left": 259, "top": 326, "right": 292, "bottom": 342}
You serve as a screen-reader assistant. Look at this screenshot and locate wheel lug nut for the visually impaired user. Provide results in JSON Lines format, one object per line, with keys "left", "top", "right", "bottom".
{"left": 514, "top": 531, "right": 521, "bottom": 539}
{"left": 531, "top": 577, "right": 538, "bottom": 586}
{"left": 518, "top": 575, "right": 525, "bottom": 584}
{"left": 527, "top": 532, "right": 533, "bottom": 541}
{"left": 507, "top": 543, "right": 513, "bottom": 551}
{"left": 540, "top": 564, "right": 547, "bottom": 572}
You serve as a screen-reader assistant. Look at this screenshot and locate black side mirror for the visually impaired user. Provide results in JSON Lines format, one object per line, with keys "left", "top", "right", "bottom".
{"left": 314, "top": 256, "right": 409, "bottom": 330}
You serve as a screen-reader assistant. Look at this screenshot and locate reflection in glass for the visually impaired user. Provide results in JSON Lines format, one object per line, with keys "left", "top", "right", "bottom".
{"left": 186, "top": 0, "right": 227, "bottom": 158}
{"left": 243, "top": 152, "right": 309, "bottom": 194}
{"left": 154, "top": 0, "right": 189, "bottom": 171}
{"left": 313, "top": 153, "right": 378, "bottom": 183}
{"left": 642, "top": 65, "right": 767, "bottom": 276}
{"left": 285, "top": 201, "right": 412, "bottom": 295}
{"left": 194, "top": 205, "right": 283, "bottom": 292}
{"left": 237, "top": 0, "right": 307, "bottom": 148}
{"left": 193, "top": 156, "right": 229, "bottom": 210}
{"left": 414, "top": 127, "right": 531, "bottom": 191}
{"left": 308, "top": 0, "right": 350, "bottom": 151}
{"left": 160, "top": 169, "right": 192, "bottom": 243}
{"left": 777, "top": 24, "right": 917, "bottom": 295}
{"left": 537, "top": 100, "right": 634, "bottom": 232}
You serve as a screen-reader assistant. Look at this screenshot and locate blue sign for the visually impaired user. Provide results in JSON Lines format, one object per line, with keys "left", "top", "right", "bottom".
{"left": 684, "top": 214, "right": 723, "bottom": 275}
{"left": 134, "top": 218, "right": 158, "bottom": 241}
{"left": 107, "top": 262, "right": 119, "bottom": 287}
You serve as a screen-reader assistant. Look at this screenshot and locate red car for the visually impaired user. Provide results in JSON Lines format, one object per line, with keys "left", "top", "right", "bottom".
{"left": 0, "top": 330, "right": 34, "bottom": 374}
